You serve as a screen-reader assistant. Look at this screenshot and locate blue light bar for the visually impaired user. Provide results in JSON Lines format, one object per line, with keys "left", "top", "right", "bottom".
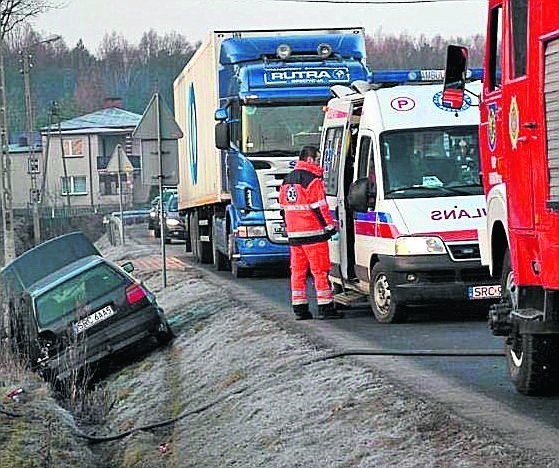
{"left": 368, "top": 68, "right": 483, "bottom": 84}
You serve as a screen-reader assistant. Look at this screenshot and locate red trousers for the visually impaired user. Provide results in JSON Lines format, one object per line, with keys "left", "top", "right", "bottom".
{"left": 290, "top": 241, "right": 333, "bottom": 307}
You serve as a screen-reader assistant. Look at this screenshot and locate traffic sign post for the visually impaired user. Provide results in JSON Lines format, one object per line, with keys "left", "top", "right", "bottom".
{"left": 133, "top": 93, "right": 183, "bottom": 288}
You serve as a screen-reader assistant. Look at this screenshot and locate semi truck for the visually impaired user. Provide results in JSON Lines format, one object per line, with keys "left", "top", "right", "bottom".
{"left": 173, "top": 28, "right": 369, "bottom": 277}
{"left": 443, "top": 0, "right": 559, "bottom": 395}
{"left": 320, "top": 72, "right": 499, "bottom": 323}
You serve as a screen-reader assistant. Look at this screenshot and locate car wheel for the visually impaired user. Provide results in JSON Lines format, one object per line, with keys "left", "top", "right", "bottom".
{"left": 155, "top": 318, "right": 174, "bottom": 346}
{"left": 369, "top": 262, "right": 407, "bottom": 323}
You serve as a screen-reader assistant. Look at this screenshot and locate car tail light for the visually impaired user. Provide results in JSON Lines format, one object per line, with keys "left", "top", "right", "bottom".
{"left": 126, "top": 283, "right": 147, "bottom": 305}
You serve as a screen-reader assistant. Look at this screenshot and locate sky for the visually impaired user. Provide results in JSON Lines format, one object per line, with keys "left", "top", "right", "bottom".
{"left": 32, "top": 0, "right": 487, "bottom": 52}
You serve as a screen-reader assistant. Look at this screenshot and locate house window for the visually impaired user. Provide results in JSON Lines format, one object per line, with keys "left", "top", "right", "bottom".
{"left": 61, "top": 176, "right": 87, "bottom": 195}
{"left": 99, "top": 174, "right": 127, "bottom": 195}
{"left": 62, "top": 138, "right": 84, "bottom": 157}
{"left": 28, "top": 157, "right": 40, "bottom": 174}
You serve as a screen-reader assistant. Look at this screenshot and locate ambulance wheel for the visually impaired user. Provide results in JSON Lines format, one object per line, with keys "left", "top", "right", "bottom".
{"left": 369, "top": 263, "right": 407, "bottom": 324}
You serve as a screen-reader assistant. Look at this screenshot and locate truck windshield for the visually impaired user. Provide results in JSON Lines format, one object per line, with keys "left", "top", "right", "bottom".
{"left": 35, "top": 263, "right": 125, "bottom": 328}
{"left": 242, "top": 104, "right": 324, "bottom": 155}
{"left": 380, "top": 126, "right": 482, "bottom": 198}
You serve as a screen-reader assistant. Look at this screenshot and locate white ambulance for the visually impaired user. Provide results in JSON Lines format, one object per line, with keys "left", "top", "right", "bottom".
{"left": 320, "top": 74, "right": 501, "bottom": 323}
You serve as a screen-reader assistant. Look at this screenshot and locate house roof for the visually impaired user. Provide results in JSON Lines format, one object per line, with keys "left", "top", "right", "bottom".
{"left": 42, "top": 107, "right": 142, "bottom": 133}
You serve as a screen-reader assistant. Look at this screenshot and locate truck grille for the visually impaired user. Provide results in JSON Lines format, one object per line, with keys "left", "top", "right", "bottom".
{"left": 447, "top": 243, "right": 481, "bottom": 261}
{"left": 545, "top": 38, "right": 559, "bottom": 203}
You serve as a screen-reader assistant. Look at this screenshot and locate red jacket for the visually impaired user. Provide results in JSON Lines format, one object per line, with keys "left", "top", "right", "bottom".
{"left": 279, "top": 160, "right": 335, "bottom": 246}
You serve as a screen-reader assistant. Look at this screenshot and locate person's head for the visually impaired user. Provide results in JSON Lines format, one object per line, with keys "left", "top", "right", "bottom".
{"left": 299, "top": 146, "right": 320, "bottom": 165}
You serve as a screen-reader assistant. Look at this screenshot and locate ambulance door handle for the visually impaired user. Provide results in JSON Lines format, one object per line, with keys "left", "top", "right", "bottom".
{"left": 523, "top": 122, "right": 537, "bottom": 130}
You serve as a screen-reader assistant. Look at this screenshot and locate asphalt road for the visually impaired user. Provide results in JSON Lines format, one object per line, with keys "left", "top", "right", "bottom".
{"left": 138, "top": 227, "right": 559, "bottom": 458}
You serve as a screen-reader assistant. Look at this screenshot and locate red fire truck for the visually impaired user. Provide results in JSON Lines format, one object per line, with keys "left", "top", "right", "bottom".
{"left": 443, "top": 0, "right": 559, "bottom": 395}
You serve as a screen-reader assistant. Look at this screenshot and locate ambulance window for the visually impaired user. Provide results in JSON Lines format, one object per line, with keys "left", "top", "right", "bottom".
{"left": 322, "top": 126, "right": 344, "bottom": 196}
{"left": 488, "top": 5, "right": 503, "bottom": 91}
{"left": 510, "top": 0, "right": 528, "bottom": 77}
{"left": 357, "top": 136, "right": 372, "bottom": 179}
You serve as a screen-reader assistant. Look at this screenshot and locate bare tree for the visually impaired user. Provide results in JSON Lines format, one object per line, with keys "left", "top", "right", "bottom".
{"left": 0, "top": 0, "right": 59, "bottom": 39}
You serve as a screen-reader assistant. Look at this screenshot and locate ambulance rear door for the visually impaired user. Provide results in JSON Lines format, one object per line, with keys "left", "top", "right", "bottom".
{"left": 321, "top": 97, "right": 356, "bottom": 280}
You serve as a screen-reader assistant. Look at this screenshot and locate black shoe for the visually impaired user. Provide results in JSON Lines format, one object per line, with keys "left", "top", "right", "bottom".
{"left": 293, "top": 304, "right": 313, "bottom": 321}
{"left": 316, "top": 303, "right": 345, "bottom": 320}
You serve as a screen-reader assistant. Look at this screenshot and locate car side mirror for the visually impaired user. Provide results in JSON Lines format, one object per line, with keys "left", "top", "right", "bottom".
{"left": 121, "top": 261, "right": 134, "bottom": 273}
{"left": 442, "top": 45, "right": 469, "bottom": 110}
{"left": 215, "top": 121, "right": 230, "bottom": 150}
{"left": 348, "top": 177, "right": 376, "bottom": 212}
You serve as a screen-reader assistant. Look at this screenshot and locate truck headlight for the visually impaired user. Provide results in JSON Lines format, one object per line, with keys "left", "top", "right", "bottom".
{"left": 166, "top": 218, "right": 180, "bottom": 227}
{"left": 237, "top": 225, "right": 267, "bottom": 238}
{"left": 395, "top": 236, "right": 446, "bottom": 255}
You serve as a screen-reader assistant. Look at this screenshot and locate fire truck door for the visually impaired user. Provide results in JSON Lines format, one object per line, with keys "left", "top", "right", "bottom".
{"left": 503, "top": 0, "right": 534, "bottom": 230}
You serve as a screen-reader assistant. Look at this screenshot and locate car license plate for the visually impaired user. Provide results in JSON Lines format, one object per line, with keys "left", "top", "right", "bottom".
{"left": 468, "top": 285, "right": 502, "bottom": 300}
{"left": 74, "top": 305, "right": 116, "bottom": 334}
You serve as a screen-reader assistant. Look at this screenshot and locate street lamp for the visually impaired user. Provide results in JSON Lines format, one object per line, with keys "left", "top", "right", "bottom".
{"left": 19, "top": 34, "right": 61, "bottom": 245}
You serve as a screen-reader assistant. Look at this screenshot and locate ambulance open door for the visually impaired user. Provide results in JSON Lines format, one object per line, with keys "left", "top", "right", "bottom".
{"left": 321, "top": 99, "right": 355, "bottom": 280}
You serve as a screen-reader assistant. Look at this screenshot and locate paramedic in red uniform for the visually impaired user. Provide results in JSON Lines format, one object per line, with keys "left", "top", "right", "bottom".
{"left": 279, "top": 146, "right": 344, "bottom": 320}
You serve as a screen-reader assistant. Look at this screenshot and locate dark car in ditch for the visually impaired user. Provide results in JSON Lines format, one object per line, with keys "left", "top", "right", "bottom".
{"left": 1, "top": 232, "right": 173, "bottom": 381}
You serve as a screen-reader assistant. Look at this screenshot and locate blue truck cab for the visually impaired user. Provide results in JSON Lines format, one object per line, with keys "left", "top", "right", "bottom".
{"left": 174, "top": 28, "right": 369, "bottom": 276}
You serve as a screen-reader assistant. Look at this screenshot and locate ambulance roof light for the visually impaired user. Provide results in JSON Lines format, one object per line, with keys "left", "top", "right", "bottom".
{"left": 368, "top": 68, "right": 483, "bottom": 84}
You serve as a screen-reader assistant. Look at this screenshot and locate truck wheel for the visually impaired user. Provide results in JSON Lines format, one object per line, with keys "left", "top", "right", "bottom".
{"left": 212, "top": 223, "right": 230, "bottom": 271}
{"left": 232, "top": 260, "right": 250, "bottom": 278}
{"left": 189, "top": 213, "right": 197, "bottom": 256}
{"left": 501, "top": 249, "right": 559, "bottom": 394}
{"left": 369, "top": 263, "right": 406, "bottom": 323}
{"left": 199, "top": 238, "right": 213, "bottom": 264}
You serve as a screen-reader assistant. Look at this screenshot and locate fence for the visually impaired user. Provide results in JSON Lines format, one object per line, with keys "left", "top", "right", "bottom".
{"left": 105, "top": 210, "right": 149, "bottom": 246}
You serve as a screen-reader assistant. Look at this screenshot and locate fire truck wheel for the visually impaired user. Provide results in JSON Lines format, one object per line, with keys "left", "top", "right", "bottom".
{"left": 506, "top": 334, "right": 559, "bottom": 395}
{"left": 501, "top": 249, "right": 559, "bottom": 394}
{"left": 369, "top": 263, "right": 407, "bottom": 324}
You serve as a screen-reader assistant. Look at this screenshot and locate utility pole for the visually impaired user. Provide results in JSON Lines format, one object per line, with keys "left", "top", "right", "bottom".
{"left": 117, "top": 144, "right": 125, "bottom": 245}
{"left": 0, "top": 42, "right": 16, "bottom": 265}
{"left": 19, "top": 35, "right": 61, "bottom": 246}
{"left": 20, "top": 49, "right": 40, "bottom": 244}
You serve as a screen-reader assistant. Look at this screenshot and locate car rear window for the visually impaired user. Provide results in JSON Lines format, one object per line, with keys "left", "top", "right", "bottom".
{"left": 35, "top": 263, "right": 126, "bottom": 328}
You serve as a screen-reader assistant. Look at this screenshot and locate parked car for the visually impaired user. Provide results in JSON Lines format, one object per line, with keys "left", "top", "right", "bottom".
{"left": 147, "top": 196, "right": 160, "bottom": 230}
{"left": 147, "top": 188, "right": 177, "bottom": 231}
{"left": 1, "top": 232, "right": 173, "bottom": 381}
{"left": 154, "top": 194, "right": 187, "bottom": 244}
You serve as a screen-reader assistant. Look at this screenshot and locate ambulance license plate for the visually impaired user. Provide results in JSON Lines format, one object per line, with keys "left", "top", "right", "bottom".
{"left": 468, "top": 285, "right": 501, "bottom": 300}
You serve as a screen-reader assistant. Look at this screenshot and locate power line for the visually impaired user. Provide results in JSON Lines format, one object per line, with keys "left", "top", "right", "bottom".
{"left": 267, "top": 0, "right": 479, "bottom": 4}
